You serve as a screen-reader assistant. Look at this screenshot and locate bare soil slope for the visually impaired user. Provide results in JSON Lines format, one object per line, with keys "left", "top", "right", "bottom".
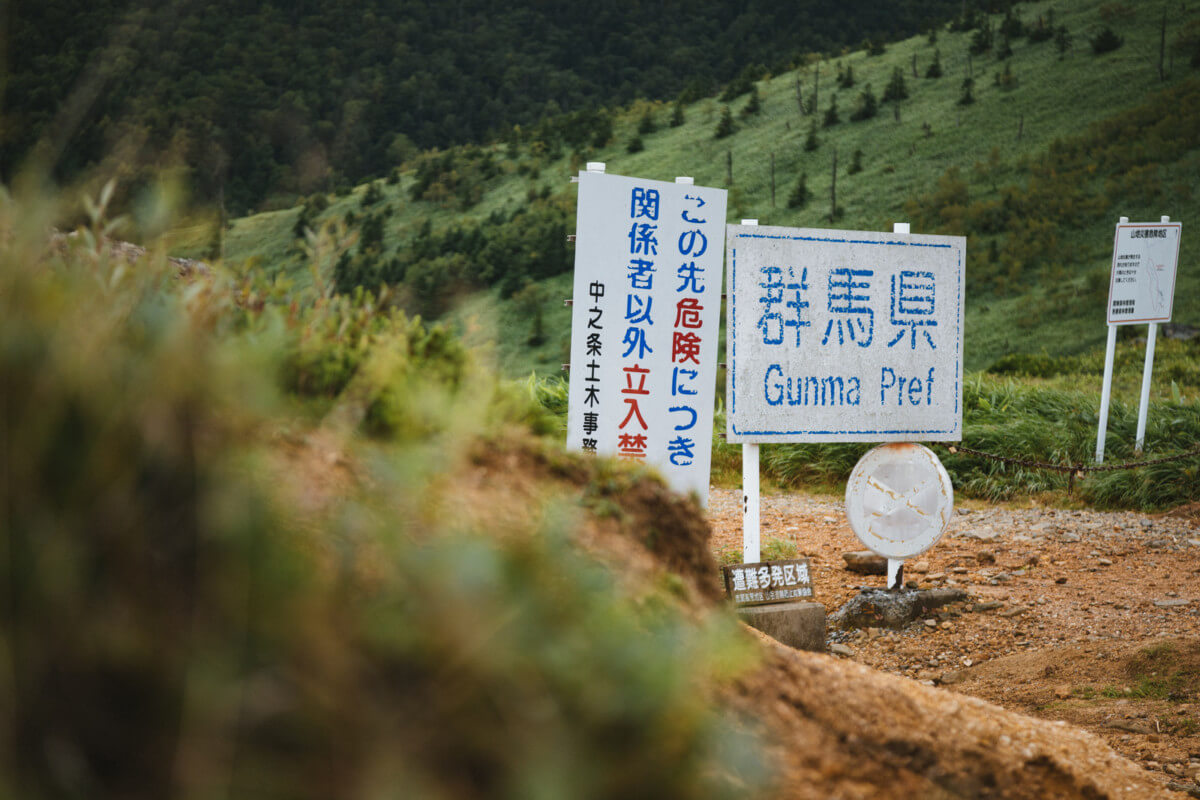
{"left": 708, "top": 488, "right": 1200, "bottom": 797}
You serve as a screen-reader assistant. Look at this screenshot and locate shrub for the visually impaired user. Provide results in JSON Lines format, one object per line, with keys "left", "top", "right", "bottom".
{"left": 849, "top": 84, "right": 878, "bottom": 121}
{"left": 787, "top": 172, "right": 811, "bottom": 208}
{"left": 1091, "top": 26, "right": 1124, "bottom": 54}
{"left": 823, "top": 95, "right": 840, "bottom": 127}
{"left": 926, "top": 49, "right": 944, "bottom": 78}
{"left": 0, "top": 191, "right": 770, "bottom": 800}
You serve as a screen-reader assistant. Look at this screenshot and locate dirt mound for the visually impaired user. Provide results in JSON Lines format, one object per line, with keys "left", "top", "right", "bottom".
{"left": 459, "top": 442, "right": 1170, "bottom": 797}
{"left": 729, "top": 633, "right": 1167, "bottom": 798}
{"left": 467, "top": 435, "right": 723, "bottom": 601}
{"left": 278, "top": 436, "right": 1174, "bottom": 797}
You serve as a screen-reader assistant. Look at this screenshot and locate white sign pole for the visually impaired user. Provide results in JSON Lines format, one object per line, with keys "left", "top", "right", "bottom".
{"left": 1095, "top": 324, "right": 1119, "bottom": 464}
{"left": 1135, "top": 321, "right": 1158, "bottom": 455}
{"left": 888, "top": 221, "right": 910, "bottom": 590}
{"left": 741, "top": 219, "right": 761, "bottom": 563}
{"left": 1094, "top": 215, "right": 1128, "bottom": 464}
{"left": 1133, "top": 214, "right": 1171, "bottom": 455}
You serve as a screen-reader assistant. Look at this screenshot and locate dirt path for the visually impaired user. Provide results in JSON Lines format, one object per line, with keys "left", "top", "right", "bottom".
{"left": 707, "top": 489, "right": 1200, "bottom": 795}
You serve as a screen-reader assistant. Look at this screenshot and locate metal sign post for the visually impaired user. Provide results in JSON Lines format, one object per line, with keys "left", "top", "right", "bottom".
{"left": 740, "top": 219, "right": 760, "bottom": 563}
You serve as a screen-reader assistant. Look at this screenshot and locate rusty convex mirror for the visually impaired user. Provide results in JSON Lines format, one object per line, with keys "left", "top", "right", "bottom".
{"left": 845, "top": 443, "right": 954, "bottom": 560}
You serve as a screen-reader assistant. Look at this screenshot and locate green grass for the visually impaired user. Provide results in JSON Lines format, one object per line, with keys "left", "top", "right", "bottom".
{"left": 716, "top": 537, "right": 799, "bottom": 566}
{"left": 218, "top": 0, "right": 1200, "bottom": 511}
{"left": 219, "top": 0, "right": 1200, "bottom": 383}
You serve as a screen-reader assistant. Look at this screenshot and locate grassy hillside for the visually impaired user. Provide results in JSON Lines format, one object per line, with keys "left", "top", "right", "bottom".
{"left": 218, "top": 0, "right": 1200, "bottom": 386}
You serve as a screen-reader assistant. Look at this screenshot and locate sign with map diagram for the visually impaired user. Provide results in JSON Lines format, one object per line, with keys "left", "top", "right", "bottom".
{"left": 1107, "top": 221, "right": 1182, "bottom": 325}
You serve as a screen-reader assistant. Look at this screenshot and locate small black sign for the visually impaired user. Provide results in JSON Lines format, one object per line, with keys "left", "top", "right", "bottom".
{"left": 722, "top": 558, "right": 815, "bottom": 607}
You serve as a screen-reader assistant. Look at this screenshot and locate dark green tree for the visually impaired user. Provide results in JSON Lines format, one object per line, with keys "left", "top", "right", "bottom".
{"left": 850, "top": 84, "right": 878, "bottom": 121}
{"left": 836, "top": 62, "right": 855, "bottom": 88}
{"left": 848, "top": 149, "right": 864, "bottom": 174}
{"left": 1055, "top": 25, "right": 1073, "bottom": 58}
{"left": 958, "top": 76, "right": 976, "bottom": 106}
{"left": 803, "top": 120, "right": 820, "bottom": 151}
{"left": 823, "top": 95, "right": 840, "bottom": 127}
{"left": 997, "top": 34, "right": 1013, "bottom": 60}
{"left": 741, "top": 86, "right": 762, "bottom": 116}
{"left": 1091, "top": 27, "right": 1124, "bottom": 54}
{"left": 969, "top": 23, "right": 993, "bottom": 55}
{"left": 670, "top": 102, "right": 685, "bottom": 127}
{"left": 715, "top": 105, "right": 735, "bottom": 138}
{"left": 882, "top": 67, "right": 909, "bottom": 102}
{"left": 926, "top": 48, "right": 944, "bottom": 78}
{"left": 787, "top": 172, "right": 810, "bottom": 208}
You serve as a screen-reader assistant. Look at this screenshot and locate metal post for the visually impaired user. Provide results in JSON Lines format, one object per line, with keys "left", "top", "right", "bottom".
{"left": 1135, "top": 322, "right": 1158, "bottom": 455}
{"left": 1133, "top": 212, "right": 1172, "bottom": 455}
{"left": 1095, "top": 323, "right": 1118, "bottom": 464}
{"left": 1096, "top": 215, "right": 1129, "bottom": 464}
{"left": 889, "top": 220, "right": 910, "bottom": 588}
{"left": 742, "top": 218, "right": 761, "bottom": 563}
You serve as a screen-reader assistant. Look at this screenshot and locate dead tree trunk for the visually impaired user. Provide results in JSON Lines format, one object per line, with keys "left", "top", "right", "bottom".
{"left": 770, "top": 152, "right": 776, "bottom": 207}
{"left": 830, "top": 148, "right": 838, "bottom": 222}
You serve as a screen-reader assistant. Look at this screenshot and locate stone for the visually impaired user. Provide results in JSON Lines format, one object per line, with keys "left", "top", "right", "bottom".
{"left": 964, "top": 526, "right": 1000, "bottom": 541}
{"left": 829, "top": 587, "right": 968, "bottom": 630}
{"left": 939, "top": 669, "right": 966, "bottom": 685}
{"left": 1098, "top": 558, "right": 1114, "bottom": 566}
{"left": 842, "top": 550, "right": 887, "bottom": 575}
{"left": 737, "top": 603, "right": 827, "bottom": 652}
{"left": 909, "top": 561, "right": 930, "bottom": 574}
{"left": 1062, "top": 533, "right": 1082, "bottom": 543}
{"left": 999, "top": 606, "right": 1029, "bottom": 618}
{"left": 1155, "top": 598, "right": 1190, "bottom": 608}
{"left": 972, "top": 601, "right": 1003, "bottom": 612}
{"left": 829, "top": 642, "right": 854, "bottom": 657}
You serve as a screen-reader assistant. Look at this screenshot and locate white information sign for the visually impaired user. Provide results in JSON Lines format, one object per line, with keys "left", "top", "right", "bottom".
{"left": 1106, "top": 221, "right": 1181, "bottom": 325}
{"left": 567, "top": 171, "right": 727, "bottom": 505}
{"left": 725, "top": 225, "right": 965, "bottom": 443}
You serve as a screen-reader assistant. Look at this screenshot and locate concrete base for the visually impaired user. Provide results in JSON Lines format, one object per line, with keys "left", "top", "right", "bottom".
{"left": 737, "top": 602, "right": 826, "bottom": 652}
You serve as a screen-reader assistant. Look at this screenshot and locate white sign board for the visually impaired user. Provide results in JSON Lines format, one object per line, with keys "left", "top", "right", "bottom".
{"left": 1106, "top": 221, "right": 1181, "bottom": 325}
{"left": 725, "top": 225, "right": 965, "bottom": 443}
{"left": 567, "top": 171, "right": 727, "bottom": 504}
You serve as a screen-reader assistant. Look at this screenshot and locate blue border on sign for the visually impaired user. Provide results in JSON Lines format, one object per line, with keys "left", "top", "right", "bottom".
{"left": 729, "top": 231, "right": 963, "bottom": 437}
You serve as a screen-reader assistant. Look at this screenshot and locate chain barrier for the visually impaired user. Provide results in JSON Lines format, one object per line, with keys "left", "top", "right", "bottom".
{"left": 932, "top": 442, "right": 1200, "bottom": 492}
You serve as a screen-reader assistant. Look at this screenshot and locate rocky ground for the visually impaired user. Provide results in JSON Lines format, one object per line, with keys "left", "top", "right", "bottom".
{"left": 708, "top": 488, "right": 1200, "bottom": 797}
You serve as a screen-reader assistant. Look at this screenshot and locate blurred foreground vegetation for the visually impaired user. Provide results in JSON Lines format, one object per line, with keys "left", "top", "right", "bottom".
{"left": 0, "top": 187, "right": 766, "bottom": 799}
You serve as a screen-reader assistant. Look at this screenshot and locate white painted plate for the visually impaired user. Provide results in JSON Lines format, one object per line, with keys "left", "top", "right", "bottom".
{"left": 844, "top": 443, "right": 954, "bottom": 560}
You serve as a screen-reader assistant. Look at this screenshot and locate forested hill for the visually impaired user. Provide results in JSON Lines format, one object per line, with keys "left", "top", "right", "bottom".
{"left": 6, "top": 0, "right": 961, "bottom": 212}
